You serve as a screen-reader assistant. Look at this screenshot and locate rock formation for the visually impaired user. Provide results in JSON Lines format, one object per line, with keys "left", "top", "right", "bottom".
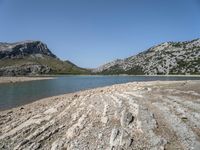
{"left": 0, "top": 41, "right": 56, "bottom": 59}
{"left": 0, "top": 41, "right": 88, "bottom": 76}
{"left": 93, "top": 39, "right": 200, "bottom": 75}
{"left": 0, "top": 81, "right": 200, "bottom": 149}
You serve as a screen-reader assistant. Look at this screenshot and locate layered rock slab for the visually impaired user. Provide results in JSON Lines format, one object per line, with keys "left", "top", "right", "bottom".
{"left": 0, "top": 80, "right": 200, "bottom": 150}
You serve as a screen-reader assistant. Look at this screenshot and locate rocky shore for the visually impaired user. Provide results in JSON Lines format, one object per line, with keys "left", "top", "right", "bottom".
{"left": 0, "top": 80, "right": 200, "bottom": 149}
{"left": 0, "top": 77, "right": 55, "bottom": 84}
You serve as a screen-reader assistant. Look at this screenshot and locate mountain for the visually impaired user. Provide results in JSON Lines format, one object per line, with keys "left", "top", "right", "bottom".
{"left": 93, "top": 39, "right": 200, "bottom": 75}
{"left": 0, "top": 41, "right": 88, "bottom": 76}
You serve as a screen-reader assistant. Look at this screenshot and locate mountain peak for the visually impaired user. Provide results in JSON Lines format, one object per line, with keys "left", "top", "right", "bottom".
{"left": 0, "top": 40, "right": 56, "bottom": 59}
{"left": 0, "top": 40, "right": 89, "bottom": 76}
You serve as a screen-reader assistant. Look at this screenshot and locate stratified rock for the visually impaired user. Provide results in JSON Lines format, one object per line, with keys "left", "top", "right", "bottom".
{"left": 0, "top": 80, "right": 200, "bottom": 149}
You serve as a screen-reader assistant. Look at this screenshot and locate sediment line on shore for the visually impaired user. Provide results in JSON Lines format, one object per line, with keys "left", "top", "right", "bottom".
{"left": 0, "top": 77, "right": 55, "bottom": 84}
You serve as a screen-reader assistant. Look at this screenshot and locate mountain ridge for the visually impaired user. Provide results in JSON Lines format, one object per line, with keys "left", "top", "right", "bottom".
{"left": 93, "top": 38, "right": 200, "bottom": 75}
{"left": 1, "top": 38, "right": 200, "bottom": 76}
{"left": 0, "top": 40, "right": 89, "bottom": 76}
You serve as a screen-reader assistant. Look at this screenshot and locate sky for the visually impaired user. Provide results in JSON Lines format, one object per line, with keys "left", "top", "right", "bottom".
{"left": 0, "top": 0, "right": 200, "bottom": 68}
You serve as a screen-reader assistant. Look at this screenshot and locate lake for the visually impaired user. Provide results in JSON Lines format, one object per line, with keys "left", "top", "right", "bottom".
{"left": 0, "top": 75, "right": 200, "bottom": 110}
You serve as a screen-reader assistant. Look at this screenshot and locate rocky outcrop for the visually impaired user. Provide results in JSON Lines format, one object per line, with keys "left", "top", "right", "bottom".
{"left": 0, "top": 41, "right": 56, "bottom": 59}
{"left": 0, "top": 41, "right": 89, "bottom": 76}
{"left": 0, "top": 80, "right": 200, "bottom": 149}
{"left": 0, "top": 64, "right": 51, "bottom": 76}
{"left": 93, "top": 39, "right": 200, "bottom": 75}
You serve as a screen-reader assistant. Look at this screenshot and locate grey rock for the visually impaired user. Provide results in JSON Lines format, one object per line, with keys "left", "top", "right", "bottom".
{"left": 0, "top": 41, "right": 56, "bottom": 59}
{"left": 0, "top": 64, "right": 51, "bottom": 76}
{"left": 93, "top": 38, "right": 200, "bottom": 75}
{"left": 125, "top": 112, "right": 134, "bottom": 125}
{"left": 0, "top": 40, "right": 88, "bottom": 76}
{"left": 0, "top": 81, "right": 200, "bottom": 149}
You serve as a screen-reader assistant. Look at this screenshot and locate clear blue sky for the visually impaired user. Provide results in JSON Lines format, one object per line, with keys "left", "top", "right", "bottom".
{"left": 0, "top": 0, "right": 200, "bottom": 68}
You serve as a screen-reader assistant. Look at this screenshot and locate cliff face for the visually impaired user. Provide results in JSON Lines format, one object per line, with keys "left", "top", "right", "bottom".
{"left": 0, "top": 41, "right": 88, "bottom": 76}
{"left": 0, "top": 41, "right": 56, "bottom": 59}
{"left": 93, "top": 39, "right": 200, "bottom": 75}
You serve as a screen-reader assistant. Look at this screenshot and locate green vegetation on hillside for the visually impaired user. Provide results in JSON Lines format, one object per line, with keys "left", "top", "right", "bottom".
{"left": 98, "top": 65, "right": 144, "bottom": 75}
{"left": 0, "top": 55, "right": 90, "bottom": 75}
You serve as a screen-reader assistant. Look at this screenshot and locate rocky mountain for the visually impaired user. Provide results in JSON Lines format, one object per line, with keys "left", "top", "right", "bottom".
{"left": 0, "top": 41, "right": 88, "bottom": 76}
{"left": 93, "top": 39, "right": 200, "bottom": 75}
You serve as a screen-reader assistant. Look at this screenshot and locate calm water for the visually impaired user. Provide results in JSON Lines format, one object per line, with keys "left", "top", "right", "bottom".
{"left": 0, "top": 75, "right": 200, "bottom": 110}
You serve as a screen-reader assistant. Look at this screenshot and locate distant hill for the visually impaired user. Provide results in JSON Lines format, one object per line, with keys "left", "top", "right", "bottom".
{"left": 93, "top": 39, "right": 200, "bottom": 75}
{"left": 0, "top": 41, "right": 89, "bottom": 76}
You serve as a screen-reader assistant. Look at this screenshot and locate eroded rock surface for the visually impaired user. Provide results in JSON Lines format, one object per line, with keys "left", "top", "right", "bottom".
{"left": 0, "top": 41, "right": 89, "bottom": 76}
{"left": 0, "top": 81, "right": 200, "bottom": 150}
{"left": 93, "top": 39, "right": 200, "bottom": 75}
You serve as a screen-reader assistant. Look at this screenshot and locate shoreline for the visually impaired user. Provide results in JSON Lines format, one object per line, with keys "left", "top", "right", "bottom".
{"left": 45, "top": 74, "right": 200, "bottom": 77}
{"left": 0, "top": 80, "right": 193, "bottom": 112}
{"left": 0, "top": 79, "right": 199, "bottom": 111}
{"left": 0, "top": 80, "right": 183, "bottom": 112}
{"left": 0, "top": 74, "right": 199, "bottom": 85}
{"left": 39, "top": 74, "right": 200, "bottom": 78}
{"left": 0, "top": 80, "right": 200, "bottom": 149}
{"left": 0, "top": 76, "right": 55, "bottom": 84}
